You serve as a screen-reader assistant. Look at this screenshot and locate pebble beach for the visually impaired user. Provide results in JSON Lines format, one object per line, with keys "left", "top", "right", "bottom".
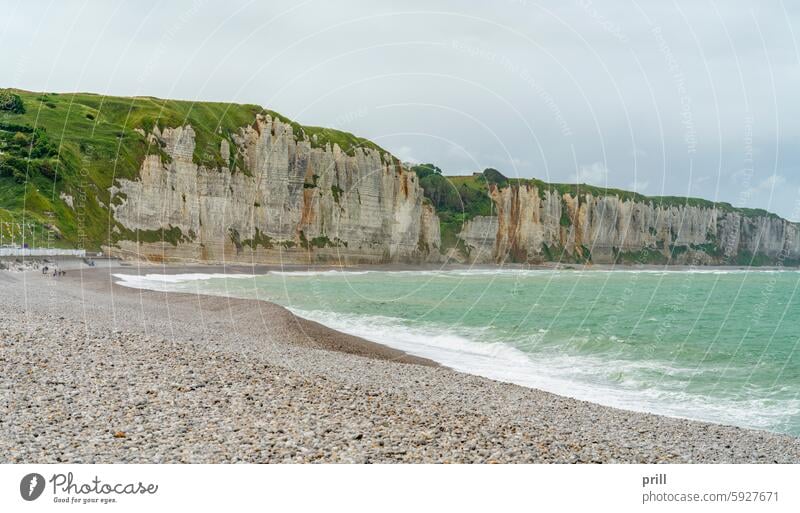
{"left": 2, "top": 265, "right": 799, "bottom": 463}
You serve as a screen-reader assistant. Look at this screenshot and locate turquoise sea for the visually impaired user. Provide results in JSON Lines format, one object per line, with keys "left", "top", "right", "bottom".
{"left": 115, "top": 268, "right": 800, "bottom": 435}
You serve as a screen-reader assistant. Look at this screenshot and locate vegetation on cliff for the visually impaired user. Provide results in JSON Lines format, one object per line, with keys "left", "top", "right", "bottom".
{"left": 410, "top": 163, "right": 494, "bottom": 249}
{"left": 0, "top": 89, "right": 392, "bottom": 250}
{"left": 0, "top": 88, "right": 793, "bottom": 264}
{"left": 410, "top": 167, "right": 794, "bottom": 264}
{"left": 414, "top": 167, "right": 781, "bottom": 230}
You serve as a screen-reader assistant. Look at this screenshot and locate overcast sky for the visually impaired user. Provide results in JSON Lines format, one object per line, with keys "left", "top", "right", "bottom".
{"left": 2, "top": 0, "right": 799, "bottom": 220}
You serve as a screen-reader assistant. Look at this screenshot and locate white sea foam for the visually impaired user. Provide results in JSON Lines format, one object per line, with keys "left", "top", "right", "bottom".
{"left": 261, "top": 268, "right": 799, "bottom": 279}
{"left": 113, "top": 271, "right": 800, "bottom": 434}
{"left": 287, "top": 308, "right": 799, "bottom": 432}
{"left": 268, "top": 270, "right": 371, "bottom": 276}
{"left": 113, "top": 273, "right": 255, "bottom": 291}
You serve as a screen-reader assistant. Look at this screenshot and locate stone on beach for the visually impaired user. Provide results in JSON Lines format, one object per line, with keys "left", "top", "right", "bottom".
{"left": 1, "top": 267, "right": 799, "bottom": 463}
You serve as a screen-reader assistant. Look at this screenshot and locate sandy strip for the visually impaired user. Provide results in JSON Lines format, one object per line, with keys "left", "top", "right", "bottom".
{"left": 1, "top": 265, "right": 799, "bottom": 463}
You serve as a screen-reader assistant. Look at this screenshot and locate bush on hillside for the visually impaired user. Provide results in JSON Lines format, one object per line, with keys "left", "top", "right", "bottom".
{"left": 0, "top": 154, "right": 60, "bottom": 183}
{"left": 411, "top": 162, "right": 443, "bottom": 179}
{"left": 0, "top": 90, "right": 25, "bottom": 114}
{"left": 29, "top": 129, "right": 57, "bottom": 158}
{"left": 482, "top": 168, "right": 508, "bottom": 187}
{"left": 34, "top": 159, "right": 59, "bottom": 181}
{"left": 418, "top": 172, "right": 462, "bottom": 212}
{"left": 0, "top": 155, "right": 28, "bottom": 183}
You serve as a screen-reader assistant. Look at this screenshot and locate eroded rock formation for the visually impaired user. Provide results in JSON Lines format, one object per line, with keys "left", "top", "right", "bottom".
{"left": 458, "top": 183, "right": 800, "bottom": 265}
{"left": 106, "top": 117, "right": 797, "bottom": 267}
{"left": 108, "top": 114, "right": 440, "bottom": 264}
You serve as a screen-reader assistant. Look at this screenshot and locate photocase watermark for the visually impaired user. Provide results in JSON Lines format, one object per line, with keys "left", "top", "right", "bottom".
{"left": 18, "top": 471, "right": 159, "bottom": 505}
{"left": 721, "top": 115, "right": 755, "bottom": 260}
{"left": 331, "top": 105, "right": 369, "bottom": 129}
{"left": 576, "top": 0, "right": 629, "bottom": 43}
{"left": 451, "top": 39, "right": 573, "bottom": 137}
{"left": 650, "top": 25, "right": 697, "bottom": 155}
{"left": 138, "top": 0, "right": 208, "bottom": 87}
{"left": 20, "top": 473, "right": 45, "bottom": 501}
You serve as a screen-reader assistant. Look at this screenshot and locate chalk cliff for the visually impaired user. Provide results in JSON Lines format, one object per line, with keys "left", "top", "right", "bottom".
{"left": 108, "top": 126, "right": 798, "bottom": 267}
{"left": 106, "top": 123, "right": 800, "bottom": 267}
{"left": 456, "top": 181, "right": 800, "bottom": 266}
{"left": 4, "top": 89, "right": 793, "bottom": 267}
{"left": 108, "top": 115, "right": 440, "bottom": 264}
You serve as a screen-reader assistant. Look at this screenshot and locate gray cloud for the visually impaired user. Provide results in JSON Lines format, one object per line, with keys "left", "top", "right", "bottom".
{"left": 2, "top": 0, "right": 798, "bottom": 220}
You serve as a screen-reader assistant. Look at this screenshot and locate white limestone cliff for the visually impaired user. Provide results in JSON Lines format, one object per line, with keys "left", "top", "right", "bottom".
{"left": 107, "top": 114, "right": 441, "bottom": 264}
{"left": 105, "top": 118, "right": 797, "bottom": 267}
{"left": 458, "top": 183, "right": 800, "bottom": 265}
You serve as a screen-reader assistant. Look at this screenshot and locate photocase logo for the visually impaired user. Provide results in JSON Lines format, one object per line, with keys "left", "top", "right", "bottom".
{"left": 20, "top": 473, "right": 45, "bottom": 501}
{"left": 16, "top": 472, "right": 158, "bottom": 504}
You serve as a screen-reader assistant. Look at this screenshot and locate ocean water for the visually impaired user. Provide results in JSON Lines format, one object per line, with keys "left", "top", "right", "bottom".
{"left": 115, "top": 268, "right": 800, "bottom": 435}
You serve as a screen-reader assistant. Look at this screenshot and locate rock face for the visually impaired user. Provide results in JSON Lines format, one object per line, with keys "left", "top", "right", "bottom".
{"left": 458, "top": 183, "right": 800, "bottom": 265}
{"left": 105, "top": 116, "right": 797, "bottom": 267}
{"left": 108, "top": 114, "right": 441, "bottom": 264}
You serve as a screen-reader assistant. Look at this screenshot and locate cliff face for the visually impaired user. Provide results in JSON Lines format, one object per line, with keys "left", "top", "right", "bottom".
{"left": 106, "top": 126, "right": 799, "bottom": 267}
{"left": 108, "top": 114, "right": 441, "bottom": 264}
{"left": 458, "top": 183, "right": 800, "bottom": 265}
{"left": 7, "top": 89, "right": 794, "bottom": 267}
{"left": 109, "top": 128, "right": 798, "bottom": 267}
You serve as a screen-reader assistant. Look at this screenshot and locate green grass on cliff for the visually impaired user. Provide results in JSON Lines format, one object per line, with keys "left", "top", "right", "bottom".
{"left": 0, "top": 88, "right": 790, "bottom": 257}
{"left": 472, "top": 171, "right": 779, "bottom": 218}
{"left": 410, "top": 167, "right": 789, "bottom": 254}
{"left": 417, "top": 169, "right": 784, "bottom": 224}
{"left": 0, "top": 88, "right": 393, "bottom": 250}
{"left": 411, "top": 164, "right": 495, "bottom": 249}
{"left": 265, "top": 109, "right": 386, "bottom": 157}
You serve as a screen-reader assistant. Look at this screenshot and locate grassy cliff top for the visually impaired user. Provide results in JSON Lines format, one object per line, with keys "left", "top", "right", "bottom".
{"left": 414, "top": 166, "right": 784, "bottom": 221}
{"left": 0, "top": 88, "right": 392, "bottom": 249}
{"left": 0, "top": 88, "right": 789, "bottom": 252}
{"left": 410, "top": 165, "right": 788, "bottom": 251}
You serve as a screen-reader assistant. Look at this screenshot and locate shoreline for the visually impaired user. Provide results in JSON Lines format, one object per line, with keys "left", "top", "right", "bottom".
{"left": 80, "top": 264, "right": 436, "bottom": 366}
{"left": 109, "top": 264, "right": 800, "bottom": 434}
{"left": 2, "top": 265, "right": 800, "bottom": 462}
{"left": 2, "top": 254, "right": 798, "bottom": 273}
